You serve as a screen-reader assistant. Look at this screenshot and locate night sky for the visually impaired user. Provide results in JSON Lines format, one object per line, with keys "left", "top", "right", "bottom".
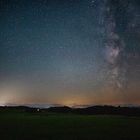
{"left": 0, "top": 0, "right": 140, "bottom": 106}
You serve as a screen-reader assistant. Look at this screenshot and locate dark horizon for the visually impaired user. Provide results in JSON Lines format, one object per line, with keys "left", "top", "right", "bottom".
{"left": 1, "top": 102, "right": 140, "bottom": 109}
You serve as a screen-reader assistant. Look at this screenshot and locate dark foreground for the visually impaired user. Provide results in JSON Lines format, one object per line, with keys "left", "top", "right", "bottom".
{"left": 0, "top": 112, "right": 140, "bottom": 140}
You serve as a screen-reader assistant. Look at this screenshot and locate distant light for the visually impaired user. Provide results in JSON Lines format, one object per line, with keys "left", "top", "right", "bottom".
{"left": 0, "top": 104, "right": 5, "bottom": 107}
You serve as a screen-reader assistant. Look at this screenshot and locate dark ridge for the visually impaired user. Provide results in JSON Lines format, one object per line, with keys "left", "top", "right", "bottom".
{"left": 0, "top": 105, "right": 140, "bottom": 116}
{"left": 73, "top": 105, "right": 140, "bottom": 116}
{"left": 47, "top": 106, "right": 72, "bottom": 113}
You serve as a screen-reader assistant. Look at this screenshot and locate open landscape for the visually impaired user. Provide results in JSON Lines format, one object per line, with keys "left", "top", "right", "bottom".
{"left": 0, "top": 106, "right": 140, "bottom": 140}
{"left": 0, "top": 0, "right": 140, "bottom": 139}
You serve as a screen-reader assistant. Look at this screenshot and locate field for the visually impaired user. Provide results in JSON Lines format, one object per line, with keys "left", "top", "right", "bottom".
{"left": 0, "top": 112, "right": 140, "bottom": 140}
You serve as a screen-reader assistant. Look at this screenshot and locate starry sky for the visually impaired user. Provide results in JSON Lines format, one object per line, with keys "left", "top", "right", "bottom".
{"left": 0, "top": 0, "right": 140, "bottom": 106}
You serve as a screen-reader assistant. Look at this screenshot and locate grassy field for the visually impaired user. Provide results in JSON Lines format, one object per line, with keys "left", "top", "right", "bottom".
{"left": 0, "top": 112, "right": 140, "bottom": 140}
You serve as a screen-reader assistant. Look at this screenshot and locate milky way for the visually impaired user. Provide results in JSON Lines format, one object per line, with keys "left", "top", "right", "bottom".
{"left": 104, "top": 1, "right": 125, "bottom": 89}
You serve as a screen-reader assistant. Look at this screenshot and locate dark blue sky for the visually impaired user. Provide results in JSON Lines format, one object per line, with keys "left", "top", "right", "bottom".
{"left": 0, "top": 0, "right": 140, "bottom": 106}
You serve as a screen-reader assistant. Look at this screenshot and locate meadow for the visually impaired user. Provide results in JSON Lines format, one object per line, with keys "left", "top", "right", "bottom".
{"left": 0, "top": 111, "right": 140, "bottom": 140}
